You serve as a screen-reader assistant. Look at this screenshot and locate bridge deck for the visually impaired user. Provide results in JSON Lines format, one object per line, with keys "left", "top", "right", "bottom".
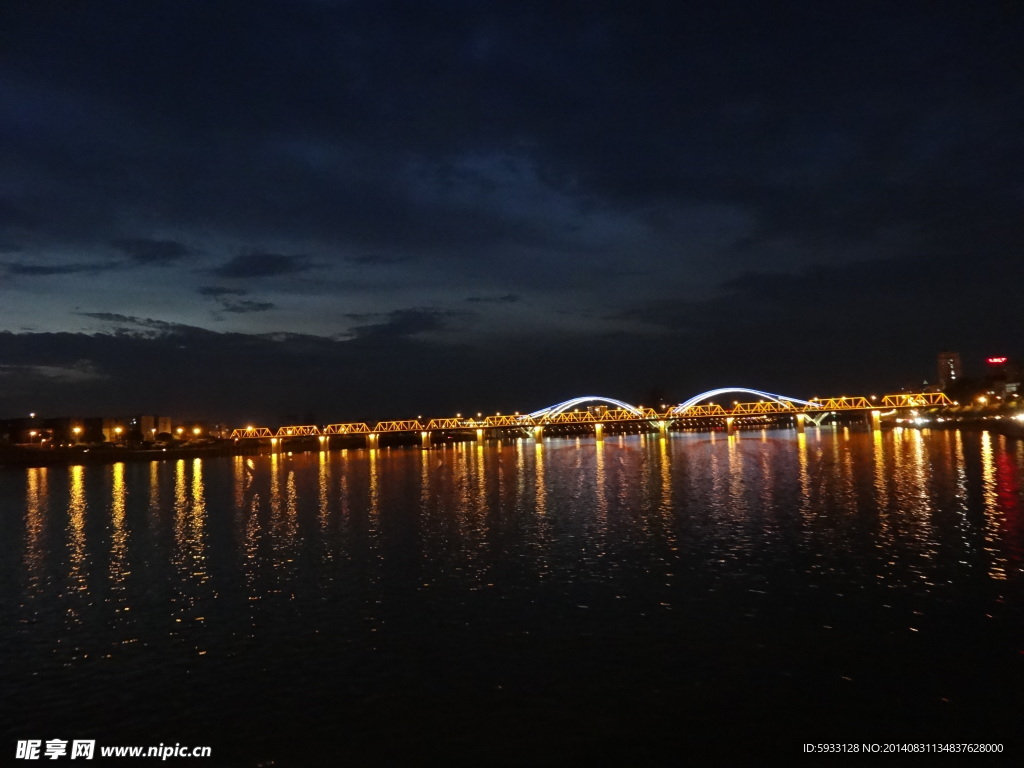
{"left": 229, "top": 392, "right": 953, "bottom": 439}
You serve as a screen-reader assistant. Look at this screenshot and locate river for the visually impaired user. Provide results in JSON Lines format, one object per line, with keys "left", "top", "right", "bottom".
{"left": 1, "top": 428, "right": 1021, "bottom": 764}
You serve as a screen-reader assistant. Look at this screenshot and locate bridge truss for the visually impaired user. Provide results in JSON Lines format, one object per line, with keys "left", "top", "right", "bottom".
{"left": 229, "top": 390, "right": 954, "bottom": 440}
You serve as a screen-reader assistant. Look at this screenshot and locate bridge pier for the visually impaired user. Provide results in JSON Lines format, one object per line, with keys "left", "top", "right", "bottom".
{"left": 594, "top": 423, "right": 604, "bottom": 441}
{"left": 476, "top": 428, "right": 486, "bottom": 444}
{"left": 367, "top": 433, "right": 379, "bottom": 450}
{"left": 726, "top": 417, "right": 737, "bottom": 435}
{"left": 794, "top": 413, "right": 805, "bottom": 434}
{"left": 421, "top": 431, "right": 431, "bottom": 449}
{"left": 533, "top": 425, "right": 544, "bottom": 443}
{"left": 868, "top": 410, "right": 881, "bottom": 431}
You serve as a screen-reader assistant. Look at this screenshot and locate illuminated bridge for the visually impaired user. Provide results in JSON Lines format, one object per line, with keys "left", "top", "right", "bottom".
{"left": 230, "top": 389, "right": 954, "bottom": 447}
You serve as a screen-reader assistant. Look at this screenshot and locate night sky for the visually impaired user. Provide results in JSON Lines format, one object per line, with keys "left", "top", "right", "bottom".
{"left": 2, "top": 1, "right": 1021, "bottom": 423}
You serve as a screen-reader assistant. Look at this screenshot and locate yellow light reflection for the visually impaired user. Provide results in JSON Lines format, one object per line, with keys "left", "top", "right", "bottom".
{"left": 25, "top": 467, "right": 49, "bottom": 597}
{"left": 368, "top": 443, "right": 380, "bottom": 519}
{"left": 953, "top": 429, "right": 967, "bottom": 514}
{"left": 420, "top": 445, "right": 432, "bottom": 517}
{"left": 726, "top": 432, "right": 745, "bottom": 515}
{"left": 980, "top": 431, "right": 1007, "bottom": 581}
{"left": 872, "top": 428, "right": 889, "bottom": 523}
{"left": 267, "top": 451, "right": 297, "bottom": 578}
{"left": 594, "top": 436, "right": 608, "bottom": 525}
{"left": 475, "top": 442, "right": 486, "bottom": 509}
{"left": 233, "top": 455, "right": 248, "bottom": 511}
{"left": 174, "top": 458, "right": 188, "bottom": 541}
{"left": 515, "top": 438, "right": 527, "bottom": 501}
{"left": 534, "top": 441, "right": 546, "bottom": 516}
{"left": 658, "top": 432, "right": 672, "bottom": 516}
{"left": 829, "top": 426, "right": 853, "bottom": 506}
{"left": 318, "top": 448, "right": 330, "bottom": 534}
{"left": 191, "top": 458, "right": 208, "bottom": 581}
{"left": 267, "top": 451, "right": 284, "bottom": 560}
{"left": 172, "top": 458, "right": 209, "bottom": 644}
{"left": 708, "top": 434, "right": 725, "bottom": 505}
{"left": 149, "top": 461, "right": 161, "bottom": 514}
{"left": 242, "top": 468, "right": 262, "bottom": 600}
{"left": 68, "top": 464, "right": 88, "bottom": 603}
{"left": 796, "top": 432, "right": 810, "bottom": 516}
{"left": 757, "top": 440, "right": 773, "bottom": 512}
{"left": 285, "top": 466, "right": 299, "bottom": 540}
{"left": 109, "top": 462, "right": 129, "bottom": 589}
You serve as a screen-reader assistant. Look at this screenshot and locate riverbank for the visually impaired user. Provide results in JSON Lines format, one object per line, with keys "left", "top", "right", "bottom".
{"left": 921, "top": 413, "right": 1024, "bottom": 440}
{"left": 0, "top": 441, "right": 264, "bottom": 469}
{"left": 3, "top": 414, "right": 1021, "bottom": 469}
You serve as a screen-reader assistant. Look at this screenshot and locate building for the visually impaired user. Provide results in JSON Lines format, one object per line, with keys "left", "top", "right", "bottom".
{"left": 937, "top": 351, "right": 962, "bottom": 390}
{"left": 97, "top": 415, "right": 172, "bottom": 443}
{"left": 137, "top": 415, "right": 173, "bottom": 440}
{"left": 984, "top": 356, "right": 1020, "bottom": 399}
{"left": 100, "top": 418, "right": 130, "bottom": 443}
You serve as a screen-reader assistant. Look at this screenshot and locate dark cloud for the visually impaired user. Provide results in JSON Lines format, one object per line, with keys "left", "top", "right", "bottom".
{"left": 0, "top": 322, "right": 646, "bottom": 423}
{"left": 346, "top": 254, "right": 413, "bottom": 265}
{"left": 345, "top": 309, "right": 462, "bottom": 342}
{"left": 197, "top": 283, "right": 275, "bottom": 315}
{"left": 617, "top": 244, "right": 1024, "bottom": 394}
{"left": 465, "top": 294, "right": 519, "bottom": 304}
{"left": 0, "top": 359, "right": 106, "bottom": 385}
{"left": 0, "top": 2, "right": 1021, "bottom": 415}
{"left": 218, "top": 299, "right": 275, "bottom": 314}
{"left": 211, "top": 253, "right": 314, "bottom": 278}
{"left": 112, "top": 238, "right": 190, "bottom": 264}
{"left": 3, "top": 4, "right": 1018, "bottom": 269}
{"left": 197, "top": 286, "right": 247, "bottom": 297}
{"left": 74, "top": 312, "right": 213, "bottom": 339}
{"left": 5, "top": 261, "right": 120, "bottom": 276}
{"left": 198, "top": 286, "right": 278, "bottom": 317}
{"left": 76, "top": 312, "right": 177, "bottom": 328}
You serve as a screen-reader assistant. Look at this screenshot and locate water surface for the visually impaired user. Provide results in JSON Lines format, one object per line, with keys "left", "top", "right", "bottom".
{"left": 1, "top": 428, "right": 1021, "bottom": 763}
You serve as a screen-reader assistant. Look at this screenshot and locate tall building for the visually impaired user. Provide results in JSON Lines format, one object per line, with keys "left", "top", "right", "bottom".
{"left": 984, "top": 356, "right": 1020, "bottom": 398}
{"left": 138, "top": 414, "right": 172, "bottom": 439}
{"left": 937, "top": 351, "right": 961, "bottom": 390}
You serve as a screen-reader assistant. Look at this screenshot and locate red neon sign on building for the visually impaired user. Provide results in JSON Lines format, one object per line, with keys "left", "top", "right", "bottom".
{"left": 987, "top": 357, "right": 1008, "bottom": 365}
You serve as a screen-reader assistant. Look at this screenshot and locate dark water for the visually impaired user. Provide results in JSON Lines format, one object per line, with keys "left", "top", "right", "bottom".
{"left": 2, "top": 429, "right": 1022, "bottom": 764}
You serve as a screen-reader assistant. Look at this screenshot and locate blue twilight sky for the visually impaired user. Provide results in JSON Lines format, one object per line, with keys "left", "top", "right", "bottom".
{"left": 1, "top": 1, "right": 1021, "bottom": 422}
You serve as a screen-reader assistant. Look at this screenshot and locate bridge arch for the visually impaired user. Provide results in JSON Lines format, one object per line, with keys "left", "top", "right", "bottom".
{"left": 669, "top": 388, "right": 814, "bottom": 415}
{"left": 527, "top": 396, "right": 644, "bottom": 421}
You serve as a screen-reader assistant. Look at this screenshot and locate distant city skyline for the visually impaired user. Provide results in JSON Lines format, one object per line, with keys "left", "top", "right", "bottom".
{"left": 1, "top": 2, "right": 1021, "bottom": 421}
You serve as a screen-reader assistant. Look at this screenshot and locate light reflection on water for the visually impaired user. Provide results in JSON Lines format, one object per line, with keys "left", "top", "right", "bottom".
{"left": 67, "top": 464, "right": 88, "bottom": 608}
{"left": 24, "top": 467, "right": 47, "bottom": 598}
{"left": 2, "top": 429, "right": 1022, "bottom": 762}
{"left": 108, "top": 463, "right": 129, "bottom": 618}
